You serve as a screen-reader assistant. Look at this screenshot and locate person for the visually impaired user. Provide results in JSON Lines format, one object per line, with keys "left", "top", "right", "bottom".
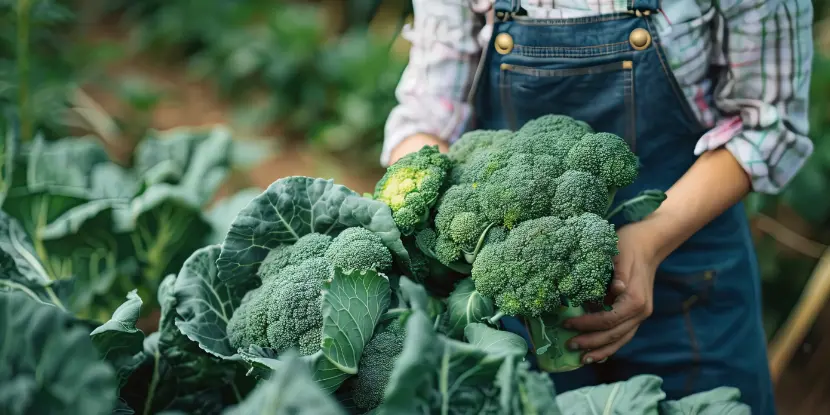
{"left": 381, "top": 0, "right": 815, "bottom": 413}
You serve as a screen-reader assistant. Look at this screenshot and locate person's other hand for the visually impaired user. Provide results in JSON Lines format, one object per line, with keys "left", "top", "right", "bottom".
{"left": 563, "top": 220, "right": 662, "bottom": 364}
{"left": 389, "top": 133, "right": 448, "bottom": 164}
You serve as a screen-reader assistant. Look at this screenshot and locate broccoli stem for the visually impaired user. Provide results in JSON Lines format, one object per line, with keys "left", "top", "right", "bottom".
{"left": 605, "top": 187, "right": 618, "bottom": 214}
{"left": 462, "top": 222, "right": 498, "bottom": 264}
{"left": 526, "top": 305, "right": 586, "bottom": 373}
{"left": 486, "top": 311, "right": 506, "bottom": 325}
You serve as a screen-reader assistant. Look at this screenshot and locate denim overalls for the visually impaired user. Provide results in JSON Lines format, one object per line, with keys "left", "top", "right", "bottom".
{"left": 468, "top": 0, "right": 776, "bottom": 413}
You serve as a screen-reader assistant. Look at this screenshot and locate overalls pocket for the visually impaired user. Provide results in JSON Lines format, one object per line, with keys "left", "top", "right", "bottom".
{"left": 499, "top": 59, "right": 636, "bottom": 148}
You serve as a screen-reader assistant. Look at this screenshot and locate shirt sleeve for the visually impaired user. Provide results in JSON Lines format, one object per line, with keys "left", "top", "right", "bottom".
{"left": 380, "top": 0, "right": 490, "bottom": 166}
{"left": 697, "top": 0, "right": 815, "bottom": 194}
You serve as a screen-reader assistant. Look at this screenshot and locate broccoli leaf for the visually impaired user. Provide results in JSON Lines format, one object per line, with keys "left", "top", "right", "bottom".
{"left": 555, "top": 374, "right": 665, "bottom": 415}
{"left": 321, "top": 267, "right": 392, "bottom": 374}
{"left": 39, "top": 199, "right": 136, "bottom": 320}
{"left": 223, "top": 352, "right": 346, "bottom": 415}
{"left": 216, "top": 176, "right": 409, "bottom": 287}
{"left": 119, "top": 183, "right": 213, "bottom": 303}
{"left": 463, "top": 323, "right": 527, "bottom": 357}
{"left": 606, "top": 189, "right": 667, "bottom": 222}
{"left": 203, "top": 188, "right": 261, "bottom": 244}
{"left": 173, "top": 245, "right": 256, "bottom": 359}
{"left": 0, "top": 209, "right": 64, "bottom": 309}
{"left": 239, "top": 346, "right": 351, "bottom": 394}
{"left": 659, "top": 387, "right": 750, "bottom": 415}
{"left": 446, "top": 278, "right": 495, "bottom": 339}
{"left": 89, "top": 290, "right": 146, "bottom": 386}
{"left": 0, "top": 291, "right": 118, "bottom": 415}
{"left": 378, "top": 308, "right": 553, "bottom": 415}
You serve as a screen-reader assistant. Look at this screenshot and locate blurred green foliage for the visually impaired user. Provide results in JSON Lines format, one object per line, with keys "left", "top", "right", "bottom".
{"left": 2, "top": 0, "right": 830, "bottom": 339}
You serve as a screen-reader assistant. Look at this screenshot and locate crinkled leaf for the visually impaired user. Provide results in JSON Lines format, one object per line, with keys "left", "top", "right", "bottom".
{"left": 555, "top": 374, "right": 665, "bottom": 415}
{"left": 224, "top": 351, "right": 346, "bottom": 415}
{"left": 177, "top": 126, "right": 233, "bottom": 205}
{"left": 89, "top": 163, "right": 140, "bottom": 199}
{"left": 496, "top": 356, "right": 562, "bottom": 415}
{"left": 238, "top": 347, "right": 350, "bottom": 393}
{"left": 173, "top": 245, "right": 257, "bottom": 359}
{"left": 203, "top": 188, "right": 261, "bottom": 244}
{"left": 134, "top": 128, "right": 205, "bottom": 181}
{"left": 659, "top": 387, "right": 750, "bottom": 415}
{"left": 25, "top": 134, "right": 109, "bottom": 191}
{"left": 321, "top": 267, "right": 391, "bottom": 374}
{"left": 464, "top": 323, "right": 527, "bottom": 357}
{"left": 90, "top": 290, "right": 146, "bottom": 386}
{"left": 216, "top": 176, "right": 409, "bottom": 287}
{"left": 157, "top": 274, "right": 250, "bottom": 412}
{"left": 38, "top": 199, "right": 136, "bottom": 319}
{"left": 377, "top": 309, "right": 514, "bottom": 415}
{"left": 0, "top": 209, "right": 61, "bottom": 307}
{"left": 447, "top": 278, "right": 494, "bottom": 339}
{"left": 0, "top": 291, "right": 118, "bottom": 415}
{"left": 119, "top": 183, "right": 212, "bottom": 304}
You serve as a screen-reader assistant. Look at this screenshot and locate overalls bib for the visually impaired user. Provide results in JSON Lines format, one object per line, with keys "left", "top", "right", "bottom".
{"left": 469, "top": 1, "right": 776, "bottom": 413}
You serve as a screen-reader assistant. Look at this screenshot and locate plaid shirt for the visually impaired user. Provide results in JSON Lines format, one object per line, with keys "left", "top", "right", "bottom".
{"left": 382, "top": 0, "right": 814, "bottom": 194}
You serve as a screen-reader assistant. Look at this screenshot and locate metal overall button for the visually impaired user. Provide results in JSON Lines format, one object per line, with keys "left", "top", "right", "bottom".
{"left": 495, "top": 33, "right": 514, "bottom": 55}
{"left": 629, "top": 28, "right": 652, "bottom": 50}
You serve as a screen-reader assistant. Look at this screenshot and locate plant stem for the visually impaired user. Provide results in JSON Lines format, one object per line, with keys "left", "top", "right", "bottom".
{"left": 17, "top": 0, "right": 33, "bottom": 142}
{"left": 143, "top": 351, "right": 162, "bottom": 415}
{"left": 487, "top": 311, "right": 505, "bottom": 325}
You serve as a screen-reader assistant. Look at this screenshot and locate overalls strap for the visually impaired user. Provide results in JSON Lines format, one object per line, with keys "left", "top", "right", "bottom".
{"left": 492, "top": 0, "right": 522, "bottom": 14}
{"left": 627, "top": 0, "right": 661, "bottom": 13}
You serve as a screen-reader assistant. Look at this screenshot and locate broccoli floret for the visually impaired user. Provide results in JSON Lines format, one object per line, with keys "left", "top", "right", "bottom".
{"left": 352, "top": 320, "right": 406, "bottom": 411}
{"left": 477, "top": 153, "right": 561, "bottom": 229}
{"left": 550, "top": 170, "right": 609, "bottom": 218}
{"left": 325, "top": 227, "right": 393, "bottom": 272}
{"left": 471, "top": 213, "right": 618, "bottom": 317}
{"left": 257, "top": 233, "right": 332, "bottom": 281}
{"left": 507, "top": 114, "right": 592, "bottom": 178}
{"left": 432, "top": 184, "right": 491, "bottom": 264}
{"left": 565, "top": 132, "right": 639, "bottom": 193}
{"left": 374, "top": 145, "right": 453, "bottom": 234}
{"left": 448, "top": 129, "right": 513, "bottom": 165}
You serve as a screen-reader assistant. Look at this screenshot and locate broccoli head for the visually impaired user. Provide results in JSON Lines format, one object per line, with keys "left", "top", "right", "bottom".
{"left": 471, "top": 213, "right": 618, "bottom": 317}
{"left": 374, "top": 145, "right": 453, "bottom": 234}
{"left": 351, "top": 319, "right": 406, "bottom": 411}
{"left": 448, "top": 129, "right": 513, "bottom": 165}
{"left": 227, "top": 229, "right": 394, "bottom": 355}
{"left": 325, "top": 227, "right": 393, "bottom": 272}
{"left": 565, "top": 132, "right": 639, "bottom": 191}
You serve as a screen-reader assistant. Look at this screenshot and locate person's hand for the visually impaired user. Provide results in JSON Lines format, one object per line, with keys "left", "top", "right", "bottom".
{"left": 389, "top": 133, "right": 448, "bottom": 164}
{"left": 563, "top": 220, "right": 663, "bottom": 364}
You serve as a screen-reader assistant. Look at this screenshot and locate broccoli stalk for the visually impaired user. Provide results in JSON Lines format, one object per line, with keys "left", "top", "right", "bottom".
{"left": 525, "top": 305, "right": 587, "bottom": 373}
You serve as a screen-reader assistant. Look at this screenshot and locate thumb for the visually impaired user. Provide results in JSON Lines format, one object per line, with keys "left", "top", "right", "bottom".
{"left": 603, "top": 279, "right": 626, "bottom": 305}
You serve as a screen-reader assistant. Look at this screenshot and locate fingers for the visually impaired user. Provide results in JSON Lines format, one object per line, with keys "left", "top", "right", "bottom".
{"left": 568, "top": 318, "right": 638, "bottom": 351}
{"left": 566, "top": 294, "right": 636, "bottom": 332}
{"left": 580, "top": 329, "right": 637, "bottom": 364}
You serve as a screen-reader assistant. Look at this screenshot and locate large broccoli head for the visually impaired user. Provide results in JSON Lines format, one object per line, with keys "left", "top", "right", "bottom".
{"left": 226, "top": 229, "right": 394, "bottom": 354}
{"left": 374, "top": 145, "right": 453, "bottom": 235}
{"left": 470, "top": 213, "right": 618, "bottom": 317}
